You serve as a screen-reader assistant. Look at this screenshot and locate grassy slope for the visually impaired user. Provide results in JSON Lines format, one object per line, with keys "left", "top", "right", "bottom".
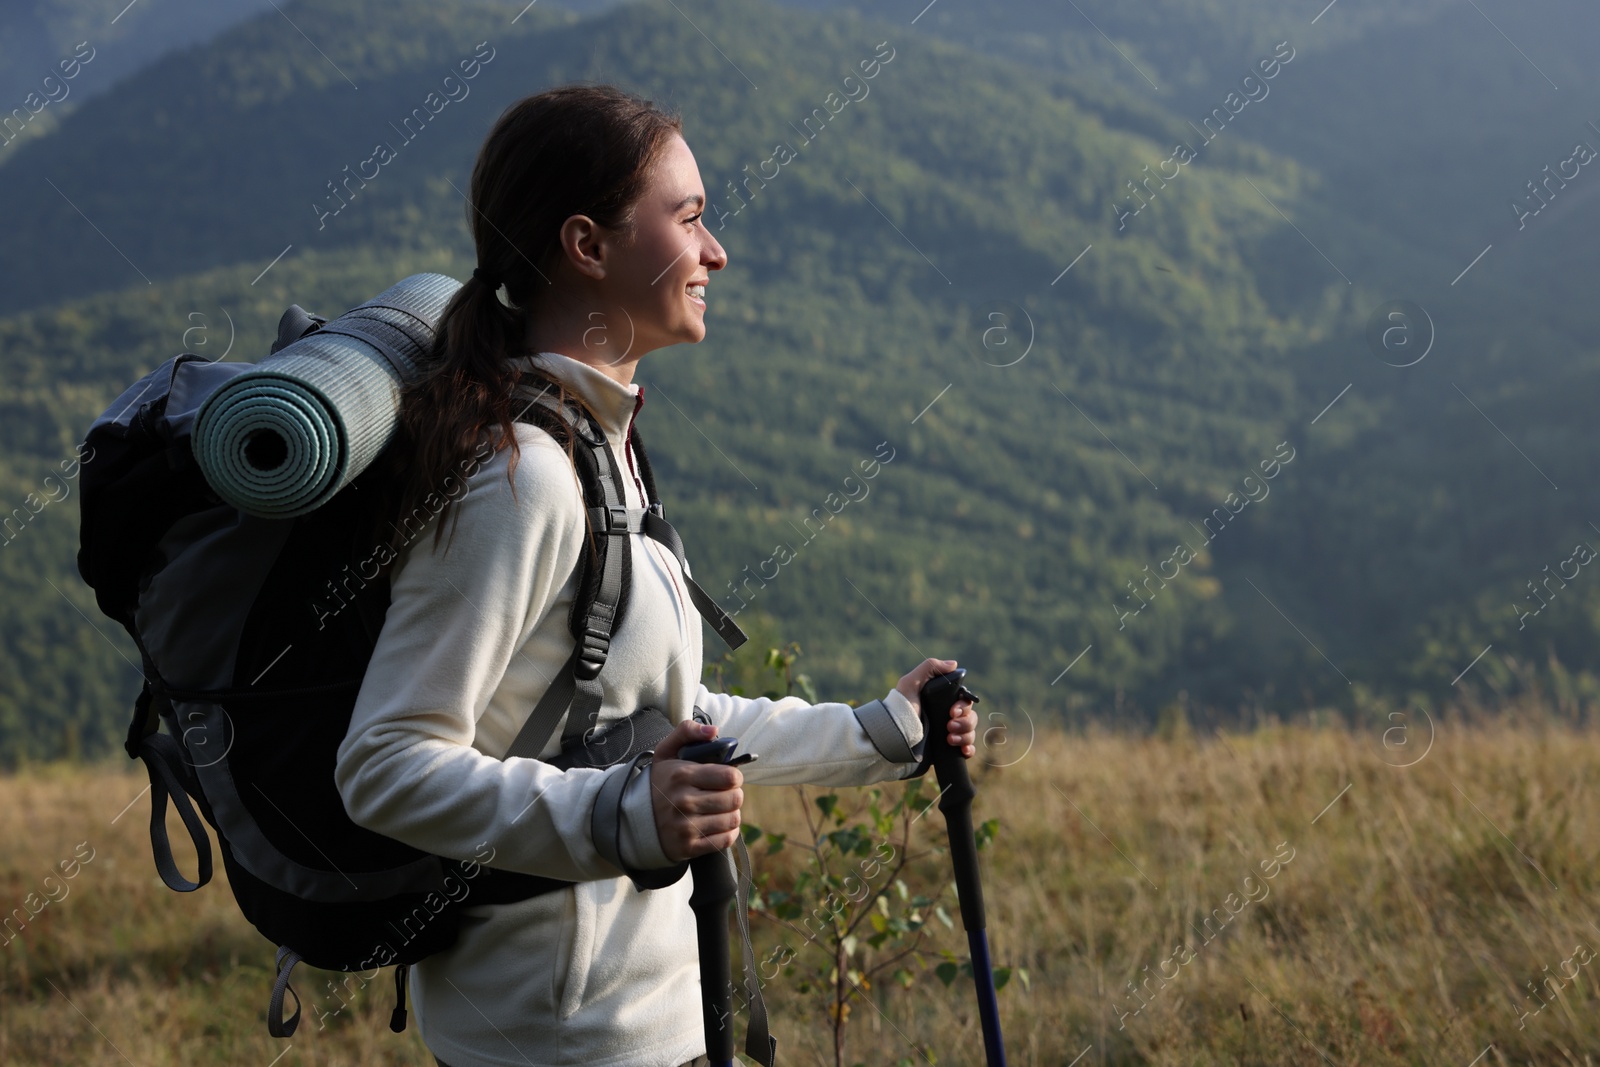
{"left": 3, "top": 716, "right": 1598, "bottom": 1064}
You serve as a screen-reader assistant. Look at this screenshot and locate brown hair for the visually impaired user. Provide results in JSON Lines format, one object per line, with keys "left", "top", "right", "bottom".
{"left": 381, "top": 83, "right": 683, "bottom": 558}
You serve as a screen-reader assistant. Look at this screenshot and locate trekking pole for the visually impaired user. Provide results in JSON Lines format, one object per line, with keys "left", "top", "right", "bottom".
{"left": 920, "top": 668, "right": 1008, "bottom": 1066}
{"left": 682, "top": 736, "right": 746, "bottom": 1067}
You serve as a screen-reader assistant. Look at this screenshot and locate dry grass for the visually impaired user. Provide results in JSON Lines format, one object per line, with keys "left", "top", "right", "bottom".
{"left": 3, "top": 717, "right": 1598, "bottom": 1066}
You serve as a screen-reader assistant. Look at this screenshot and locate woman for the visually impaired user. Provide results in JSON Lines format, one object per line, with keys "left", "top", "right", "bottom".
{"left": 335, "top": 83, "right": 978, "bottom": 1067}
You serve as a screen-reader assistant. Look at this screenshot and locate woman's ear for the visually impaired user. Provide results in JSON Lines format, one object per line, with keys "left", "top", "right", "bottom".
{"left": 558, "top": 214, "right": 611, "bottom": 280}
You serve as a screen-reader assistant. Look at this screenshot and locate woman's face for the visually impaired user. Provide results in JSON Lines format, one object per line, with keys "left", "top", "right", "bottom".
{"left": 603, "top": 132, "right": 727, "bottom": 357}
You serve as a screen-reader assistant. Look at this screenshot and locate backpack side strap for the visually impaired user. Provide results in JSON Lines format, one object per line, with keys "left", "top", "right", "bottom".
{"left": 268, "top": 946, "right": 303, "bottom": 1037}
{"left": 125, "top": 634, "right": 214, "bottom": 893}
{"left": 134, "top": 731, "right": 215, "bottom": 893}
{"left": 389, "top": 963, "right": 410, "bottom": 1033}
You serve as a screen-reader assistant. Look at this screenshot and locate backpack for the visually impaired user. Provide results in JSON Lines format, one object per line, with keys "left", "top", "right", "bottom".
{"left": 75, "top": 276, "right": 748, "bottom": 1037}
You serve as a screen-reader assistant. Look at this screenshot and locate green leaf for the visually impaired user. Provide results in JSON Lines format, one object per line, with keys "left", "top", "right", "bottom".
{"left": 742, "top": 823, "right": 763, "bottom": 843}
{"left": 992, "top": 966, "right": 1011, "bottom": 991}
{"left": 827, "top": 826, "right": 867, "bottom": 854}
{"left": 815, "top": 794, "right": 838, "bottom": 819}
{"left": 935, "top": 962, "right": 959, "bottom": 987}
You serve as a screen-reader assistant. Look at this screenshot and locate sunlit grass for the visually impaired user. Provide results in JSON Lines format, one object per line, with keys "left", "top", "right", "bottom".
{"left": 3, "top": 714, "right": 1597, "bottom": 1065}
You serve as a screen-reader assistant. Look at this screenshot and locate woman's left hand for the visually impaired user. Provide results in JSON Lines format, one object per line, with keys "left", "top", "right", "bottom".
{"left": 946, "top": 692, "right": 978, "bottom": 759}
{"left": 896, "top": 657, "right": 979, "bottom": 760}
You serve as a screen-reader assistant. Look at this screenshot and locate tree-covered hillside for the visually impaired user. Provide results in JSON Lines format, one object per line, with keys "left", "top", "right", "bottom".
{"left": 1, "top": 0, "right": 1598, "bottom": 764}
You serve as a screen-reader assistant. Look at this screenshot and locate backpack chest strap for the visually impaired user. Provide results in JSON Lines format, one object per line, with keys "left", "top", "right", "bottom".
{"left": 588, "top": 504, "right": 749, "bottom": 653}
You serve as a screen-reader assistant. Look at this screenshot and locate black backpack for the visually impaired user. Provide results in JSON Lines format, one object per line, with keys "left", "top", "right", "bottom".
{"left": 75, "top": 288, "right": 747, "bottom": 1037}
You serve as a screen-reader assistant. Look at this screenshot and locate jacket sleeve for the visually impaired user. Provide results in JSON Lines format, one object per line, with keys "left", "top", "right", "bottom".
{"left": 334, "top": 424, "right": 648, "bottom": 883}
{"left": 689, "top": 682, "right": 928, "bottom": 787}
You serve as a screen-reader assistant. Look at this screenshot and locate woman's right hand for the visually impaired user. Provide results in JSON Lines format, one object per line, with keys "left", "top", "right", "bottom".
{"left": 649, "top": 719, "right": 745, "bottom": 863}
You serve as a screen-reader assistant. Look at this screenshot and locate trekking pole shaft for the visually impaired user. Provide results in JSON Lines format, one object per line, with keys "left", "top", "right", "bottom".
{"left": 933, "top": 747, "right": 1006, "bottom": 1066}
{"left": 935, "top": 760, "right": 985, "bottom": 932}
{"left": 966, "top": 926, "right": 1005, "bottom": 1066}
{"left": 688, "top": 850, "right": 737, "bottom": 1067}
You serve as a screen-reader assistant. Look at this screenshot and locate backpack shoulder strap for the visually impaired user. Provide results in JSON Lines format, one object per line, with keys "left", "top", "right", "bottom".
{"left": 502, "top": 377, "right": 747, "bottom": 763}
{"left": 503, "top": 384, "right": 626, "bottom": 760}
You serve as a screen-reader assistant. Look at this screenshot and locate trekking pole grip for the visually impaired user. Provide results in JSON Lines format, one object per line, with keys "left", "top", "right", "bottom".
{"left": 920, "top": 669, "right": 985, "bottom": 932}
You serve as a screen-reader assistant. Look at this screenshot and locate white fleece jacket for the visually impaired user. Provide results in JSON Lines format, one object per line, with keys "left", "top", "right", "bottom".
{"left": 334, "top": 349, "right": 927, "bottom": 1067}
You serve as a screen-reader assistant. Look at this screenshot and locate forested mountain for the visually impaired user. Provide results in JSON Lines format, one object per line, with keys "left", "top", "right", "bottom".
{"left": 0, "top": 0, "right": 280, "bottom": 159}
{"left": 0, "top": 0, "right": 1596, "bottom": 763}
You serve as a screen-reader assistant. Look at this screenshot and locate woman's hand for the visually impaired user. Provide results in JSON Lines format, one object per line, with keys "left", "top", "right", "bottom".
{"left": 896, "top": 657, "right": 978, "bottom": 759}
{"left": 649, "top": 719, "right": 744, "bottom": 863}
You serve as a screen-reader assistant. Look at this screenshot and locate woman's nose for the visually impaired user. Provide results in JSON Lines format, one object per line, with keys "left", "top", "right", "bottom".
{"left": 702, "top": 229, "right": 728, "bottom": 271}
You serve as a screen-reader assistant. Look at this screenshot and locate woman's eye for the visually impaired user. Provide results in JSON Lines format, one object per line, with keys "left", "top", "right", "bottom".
{"left": 686, "top": 212, "right": 702, "bottom": 225}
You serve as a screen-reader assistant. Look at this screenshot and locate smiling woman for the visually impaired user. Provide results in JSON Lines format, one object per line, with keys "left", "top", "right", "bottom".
{"left": 333, "top": 83, "right": 977, "bottom": 1067}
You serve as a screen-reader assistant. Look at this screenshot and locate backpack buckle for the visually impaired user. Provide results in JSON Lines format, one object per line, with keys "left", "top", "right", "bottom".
{"left": 589, "top": 506, "right": 636, "bottom": 536}
{"left": 573, "top": 414, "right": 605, "bottom": 448}
{"left": 577, "top": 623, "right": 612, "bottom": 678}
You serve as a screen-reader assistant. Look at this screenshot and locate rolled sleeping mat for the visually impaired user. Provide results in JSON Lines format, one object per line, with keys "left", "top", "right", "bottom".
{"left": 192, "top": 272, "right": 461, "bottom": 518}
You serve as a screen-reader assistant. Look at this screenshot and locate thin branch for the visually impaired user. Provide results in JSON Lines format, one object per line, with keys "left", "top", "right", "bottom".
{"left": 857, "top": 935, "right": 928, "bottom": 986}
{"left": 841, "top": 855, "right": 913, "bottom": 940}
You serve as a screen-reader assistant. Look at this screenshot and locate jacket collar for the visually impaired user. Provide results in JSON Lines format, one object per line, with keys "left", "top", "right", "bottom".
{"left": 512, "top": 349, "right": 644, "bottom": 456}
